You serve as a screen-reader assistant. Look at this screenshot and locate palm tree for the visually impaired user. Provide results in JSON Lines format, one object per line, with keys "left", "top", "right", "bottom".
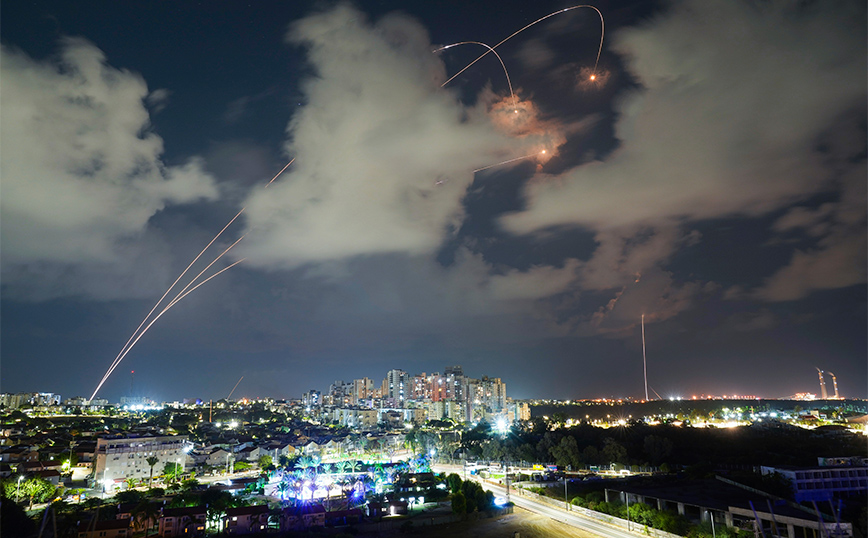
{"left": 132, "top": 500, "right": 159, "bottom": 536}
{"left": 297, "top": 455, "right": 313, "bottom": 471}
{"left": 145, "top": 456, "right": 159, "bottom": 489}
{"left": 276, "top": 480, "right": 290, "bottom": 502}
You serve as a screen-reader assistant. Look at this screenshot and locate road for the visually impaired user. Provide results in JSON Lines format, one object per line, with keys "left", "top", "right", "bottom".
{"left": 433, "top": 463, "right": 641, "bottom": 538}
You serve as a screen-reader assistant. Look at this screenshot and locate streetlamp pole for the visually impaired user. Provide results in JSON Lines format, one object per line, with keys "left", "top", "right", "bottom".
{"left": 16, "top": 475, "right": 24, "bottom": 503}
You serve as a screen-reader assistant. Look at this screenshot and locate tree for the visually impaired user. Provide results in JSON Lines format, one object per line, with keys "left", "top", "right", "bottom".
{"left": 258, "top": 454, "right": 273, "bottom": 471}
{"left": 180, "top": 478, "right": 200, "bottom": 491}
{"left": 461, "top": 480, "right": 483, "bottom": 513}
{"left": 163, "top": 462, "right": 183, "bottom": 483}
{"left": 628, "top": 503, "right": 656, "bottom": 527}
{"left": 643, "top": 435, "right": 673, "bottom": 466}
{"left": 446, "top": 473, "right": 463, "bottom": 494}
{"left": 476, "top": 488, "right": 493, "bottom": 512}
{"left": 201, "top": 489, "right": 240, "bottom": 529}
{"left": 550, "top": 436, "right": 581, "bottom": 469}
{"left": 581, "top": 445, "right": 600, "bottom": 465}
{"left": 603, "top": 438, "right": 628, "bottom": 466}
{"left": 132, "top": 500, "right": 160, "bottom": 536}
{"left": 145, "top": 456, "right": 159, "bottom": 489}
{"left": 451, "top": 491, "right": 467, "bottom": 515}
{"left": 114, "top": 489, "right": 144, "bottom": 504}
{"left": 21, "top": 477, "right": 56, "bottom": 509}
{"left": 276, "top": 480, "right": 290, "bottom": 501}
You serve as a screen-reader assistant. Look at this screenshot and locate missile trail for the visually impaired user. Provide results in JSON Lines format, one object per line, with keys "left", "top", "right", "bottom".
{"left": 443, "top": 5, "right": 605, "bottom": 88}
{"left": 435, "top": 41, "right": 517, "bottom": 111}
{"left": 473, "top": 150, "right": 546, "bottom": 173}
{"left": 89, "top": 160, "right": 294, "bottom": 401}
{"left": 90, "top": 211, "right": 247, "bottom": 400}
{"left": 90, "top": 7, "right": 605, "bottom": 401}
{"left": 93, "top": 259, "right": 247, "bottom": 397}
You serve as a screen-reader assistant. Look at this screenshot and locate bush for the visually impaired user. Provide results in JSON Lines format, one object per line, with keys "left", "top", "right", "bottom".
{"left": 462, "top": 483, "right": 478, "bottom": 513}
{"left": 114, "top": 490, "right": 144, "bottom": 504}
{"left": 446, "top": 473, "right": 462, "bottom": 494}
{"left": 597, "top": 501, "right": 626, "bottom": 518}
{"left": 451, "top": 491, "right": 467, "bottom": 515}
{"left": 653, "top": 510, "right": 690, "bottom": 535}
{"left": 145, "top": 487, "right": 165, "bottom": 498}
{"left": 628, "top": 503, "right": 656, "bottom": 527}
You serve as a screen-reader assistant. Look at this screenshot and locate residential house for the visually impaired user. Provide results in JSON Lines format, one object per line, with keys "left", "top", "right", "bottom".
{"left": 0, "top": 445, "right": 39, "bottom": 463}
{"left": 236, "top": 445, "right": 261, "bottom": 463}
{"left": 117, "top": 502, "right": 160, "bottom": 534}
{"left": 76, "top": 518, "right": 131, "bottom": 538}
{"left": 205, "top": 447, "right": 232, "bottom": 466}
{"left": 281, "top": 504, "right": 325, "bottom": 531}
{"left": 324, "top": 508, "right": 362, "bottom": 527}
{"left": 158, "top": 506, "right": 207, "bottom": 537}
{"left": 260, "top": 441, "right": 295, "bottom": 461}
{"left": 223, "top": 504, "right": 270, "bottom": 534}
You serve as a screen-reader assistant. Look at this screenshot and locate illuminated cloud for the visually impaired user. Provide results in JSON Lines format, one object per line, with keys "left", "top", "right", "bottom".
{"left": 0, "top": 38, "right": 218, "bottom": 299}
{"left": 500, "top": 0, "right": 866, "bottom": 315}
{"left": 237, "top": 4, "right": 552, "bottom": 268}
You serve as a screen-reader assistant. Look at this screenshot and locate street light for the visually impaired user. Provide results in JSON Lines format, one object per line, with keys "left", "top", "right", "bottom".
{"left": 16, "top": 475, "right": 24, "bottom": 503}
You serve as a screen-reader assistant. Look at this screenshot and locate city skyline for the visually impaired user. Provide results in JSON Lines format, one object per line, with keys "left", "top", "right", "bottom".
{"left": 1, "top": 0, "right": 865, "bottom": 402}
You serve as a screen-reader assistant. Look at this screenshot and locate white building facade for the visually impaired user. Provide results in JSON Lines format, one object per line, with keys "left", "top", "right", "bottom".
{"left": 94, "top": 435, "right": 188, "bottom": 493}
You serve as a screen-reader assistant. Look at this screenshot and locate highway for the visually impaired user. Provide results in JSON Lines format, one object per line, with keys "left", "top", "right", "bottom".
{"left": 433, "top": 464, "right": 642, "bottom": 538}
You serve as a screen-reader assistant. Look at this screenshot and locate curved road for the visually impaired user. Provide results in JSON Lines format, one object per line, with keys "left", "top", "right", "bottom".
{"left": 434, "top": 464, "right": 642, "bottom": 538}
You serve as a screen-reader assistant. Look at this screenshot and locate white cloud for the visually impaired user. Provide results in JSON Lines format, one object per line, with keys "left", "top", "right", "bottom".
{"left": 498, "top": 0, "right": 865, "bottom": 305}
{"left": 237, "top": 4, "right": 553, "bottom": 268}
{"left": 0, "top": 38, "right": 218, "bottom": 298}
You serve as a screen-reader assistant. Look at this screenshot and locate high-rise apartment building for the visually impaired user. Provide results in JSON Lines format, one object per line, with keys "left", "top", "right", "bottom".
{"left": 352, "top": 377, "right": 375, "bottom": 404}
{"left": 444, "top": 366, "right": 465, "bottom": 402}
{"left": 302, "top": 390, "right": 321, "bottom": 409}
{"left": 466, "top": 376, "right": 507, "bottom": 421}
{"left": 385, "top": 369, "right": 409, "bottom": 406}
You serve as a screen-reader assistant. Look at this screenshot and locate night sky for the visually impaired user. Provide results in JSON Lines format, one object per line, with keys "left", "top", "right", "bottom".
{"left": 1, "top": 1, "right": 865, "bottom": 403}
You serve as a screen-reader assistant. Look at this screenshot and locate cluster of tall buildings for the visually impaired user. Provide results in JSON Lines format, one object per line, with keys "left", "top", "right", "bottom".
{"left": 0, "top": 392, "right": 62, "bottom": 409}
{"left": 303, "top": 365, "right": 524, "bottom": 425}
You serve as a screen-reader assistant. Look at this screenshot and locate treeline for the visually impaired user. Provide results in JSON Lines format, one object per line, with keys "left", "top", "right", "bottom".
{"left": 461, "top": 419, "right": 866, "bottom": 468}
